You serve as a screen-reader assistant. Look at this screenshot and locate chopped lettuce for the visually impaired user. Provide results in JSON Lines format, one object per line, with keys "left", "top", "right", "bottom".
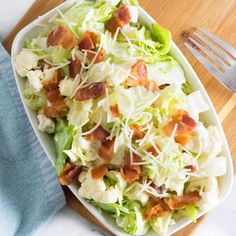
{"left": 172, "top": 204, "right": 199, "bottom": 223}
{"left": 150, "top": 213, "right": 172, "bottom": 236}
{"left": 89, "top": 200, "right": 129, "bottom": 216}
{"left": 156, "top": 84, "right": 187, "bottom": 122}
{"left": 151, "top": 23, "right": 172, "bottom": 55}
{"left": 54, "top": 119, "right": 76, "bottom": 174}
{"left": 50, "top": 46, "right": 71, "bottom": 63}
{"left": 23, "top": 80, "right": 47, "bottom": 110}
{"left": 64, "top": 131, "right": 100, "bottom": 165}
{"left": 182, "top": 82, "right": 194, "bottom": 95}
{"left": 186, "top": 91, "right": 209, "bottom": 121}
{"left": 122, "top": 0, "right": 139, "bottom": 6}
{"left": 67, "top": 100, "right": 92, "bottom": 128}
{"left": 17, "top": 1, "right": 226, "bottom": 235}
{"left": 147, "top": 60, "right": 185, "bottom": 86}
{"left": 186, "top": 177, "right": 219, "bottom": 211}
{"left": 90, "top": 198, "right": 149, "bottom": 235}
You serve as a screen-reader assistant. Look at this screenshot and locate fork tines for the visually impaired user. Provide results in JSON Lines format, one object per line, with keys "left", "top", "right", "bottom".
{"left": 185, "top": 29, "right": 236, "bottom": 92}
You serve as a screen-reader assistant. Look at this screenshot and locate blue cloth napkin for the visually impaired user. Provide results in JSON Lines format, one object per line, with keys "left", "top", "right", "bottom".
{"left": 0, "top": 44, "right": 66, "bottom": 236}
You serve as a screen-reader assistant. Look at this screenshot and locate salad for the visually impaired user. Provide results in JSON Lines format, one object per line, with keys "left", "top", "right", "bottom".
{"left": 15, "top": 0, "right": 227, "bottom": 235}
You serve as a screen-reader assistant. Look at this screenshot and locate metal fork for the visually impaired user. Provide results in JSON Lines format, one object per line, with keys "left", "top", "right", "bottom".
{"left": 184, "top": 29, "right": 236, "bottom": 92}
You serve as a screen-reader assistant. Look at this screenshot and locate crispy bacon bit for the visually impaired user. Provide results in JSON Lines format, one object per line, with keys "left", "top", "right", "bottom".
{"left": 124, "top": 153, "right": 142, "bottom": 165}
{"left": 69, "top": 58, "right": 81, "bottom": 78}
{"left": 87, "top": 125, "right": 114, "bottom": 163}
{"left": 174, "top": 134, "right": 191, "bottom": 146}
{"left": 43, "top": 72, "right": 68, "bottom": 118}
{"left": 44, "top": 107, "right": 61, "bottom": 118}
{"left": 74, "top": 82, "right": 106, "bottom": 101}
{"left": 166, "top": 191, "right": 201, "bottom": 210}
{"left": 145, "top": 199, "right": 170, "bottom": 220}
{"left": 43, "top": 97, "right": 68, "bottom": 118}
{"left": 87, "top": 49, "right": 106, "bottom": 63}
{"left": 79, "top": 31, "right": 98, "bottom": 51}
{"left": 120, "top": 166, "right": 140, "bottom": 183}
{"left": 42, "top": 70, "right": 61, "bottom": 90}
{"left": 98, "top": 139, "right": 115, "bottom": 163}
{"left": 120, "top": 154, "right": 142, "bottom": 183}
{"left": 59, "top": 163, "right": 81, "bottom": 185}
{"left": 182, "top": 114, "right": 197, "bottom": 129}
{"left": 87, "top": 125, "right": 110, "bottom": 142}
{"left": 147, "top": 144, "right": 161, "bottom": 157}
{"left": 146, "top": 81, "right": 159, "bottom": 93}
{"left": 130, "top": 124, "right": 145, "bottom": 139}
{"left": 110, "top": 104, "right": 120, "bottom": 117}
{"left": 125, "top": 60, "right": 148, "bottom": 87}
{"left": 106, "top": 6, "right": 131, "bottom": 33}
{"left": 184, "top": 165, "right": 197, "bottom": 173}
{"left": 45, "top": 88, "right": 61, "bottom": 103}
{"left": 47, "top": 26, "right": 77, "bottom": 50}
{"left": 130, "top": 59, "right": 148, "bottom": 81}
{"left": 163, "top": 109, "right": 196, "bottom": 146}
{"left": 91, "top": 165, "right": 108, "bottom": 180}
{"left": 172, "top": 109, "right": 189, "bottom": 121}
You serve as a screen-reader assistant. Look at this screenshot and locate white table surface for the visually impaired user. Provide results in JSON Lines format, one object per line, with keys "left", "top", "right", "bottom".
{"left": 1, "top": 1, "right": 235, "bottom": 236}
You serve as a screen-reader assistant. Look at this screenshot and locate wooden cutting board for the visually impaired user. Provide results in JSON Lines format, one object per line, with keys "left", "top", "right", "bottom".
{"left": 3, "top": 0, "right": 236, "bottom": 235}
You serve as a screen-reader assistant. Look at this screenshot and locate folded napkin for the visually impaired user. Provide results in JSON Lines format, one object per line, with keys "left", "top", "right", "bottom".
{"left": 0, "top": 44, "right": 65, "bottom": 236}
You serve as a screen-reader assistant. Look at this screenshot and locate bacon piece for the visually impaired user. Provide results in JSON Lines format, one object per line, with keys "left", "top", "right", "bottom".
{"left": 120, "top": 154, "right": 142, "bottom": 183}
{"left": 87, "top": 125, "right": 110, "bottom": 142}
{"left": 106, "top": 6, "right": 131, "bottom": 33}
{"left": 91, "top": 165, "right": 108, "bottom": 180}
{"left": 98, "top": 139, "right": 115, "bottom": 163}
{"left": 74, "top": 82, "right": 106, "bottom": 101}
{"left": 124, "top": 153, "right": 142, "bottom": 165}
{"left": 42, "top": 70, "right": 61, "bottom": 90}
{"left": 120, "top": 167, "right": 140, "bottom": 183}
{"left": 43, "top": 99, "right": 68, "bottom": 118}
{"left": 145, "top": 81, "right": 159, "bottom": 93}
{"left": 43, "top": 83, "right": 68, "bottom": 118}
{"left": 174, "top": 134, "right": 191, "bottom": 146}
{"left": 184, "top": 165, "right": 197, "bottom": 173}
{"left": 47, "top": 26, "right": 77, "bottom": 50}
{"left": 45, "top": 88, "right": 61, "bottom": 103}
{"left": 79, "top": 31, "right": 98, "bottom": 51}
{"left": 87, "top": 49, "right": 106, "bottom": 63}
{"left": 147, "top": 144, "right": 161, "bottom": 157}
{"left": 59, "top": 163, "right": 81, "bottom": 185}
{"left": 182, "top": 114, "right": 197, "bottom": 129}
{"left": 86, "top": 125, "right": 114, "bottom": 163}
{"left": 125, "top": 60, "right": 148, "bottom": 87}
{"left": 69, "top": 58, "right": 81, "bottom": 78}
{"left": 130, "top": 124, "right": 145, "bottom": 139}
{"left": 145, "top": 199, "right": 170, "bottom": 220}
{"left": 44, "top": 107, "right": 61, "bottom": 118}
{"left": 166, "top": 191, "right": 201, "bottom": 210}
{"left": 163, "top": 109, "right": 196, "bottom": 146}
{"left": 172, "top": 109, "right": 189, "bottom": 121}
{"left": 110, "top": 104, "right": 120, "bottom": 118}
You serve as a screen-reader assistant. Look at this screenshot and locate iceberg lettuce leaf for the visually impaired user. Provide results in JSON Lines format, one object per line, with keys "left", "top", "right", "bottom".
{"left": 54, "top": 119, "right": 76, "bottom": 174}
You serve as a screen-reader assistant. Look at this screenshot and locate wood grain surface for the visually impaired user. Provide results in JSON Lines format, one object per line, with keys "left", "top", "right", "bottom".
{"left": 3, "top": 0, "right": 236, "bottom": 235}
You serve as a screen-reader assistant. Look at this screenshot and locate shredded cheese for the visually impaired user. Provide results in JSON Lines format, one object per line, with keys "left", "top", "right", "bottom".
{"left": 46, "top": 61, "right": 70, "bottom": 71}
{"left": 138, "top": 123, "right": 153, "bottom": 146}
{"left": 112, "top": 27, "right": 120, "bottom": 45}
{"left": 56, "top": 9, "right": 78, "bottom": 38}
